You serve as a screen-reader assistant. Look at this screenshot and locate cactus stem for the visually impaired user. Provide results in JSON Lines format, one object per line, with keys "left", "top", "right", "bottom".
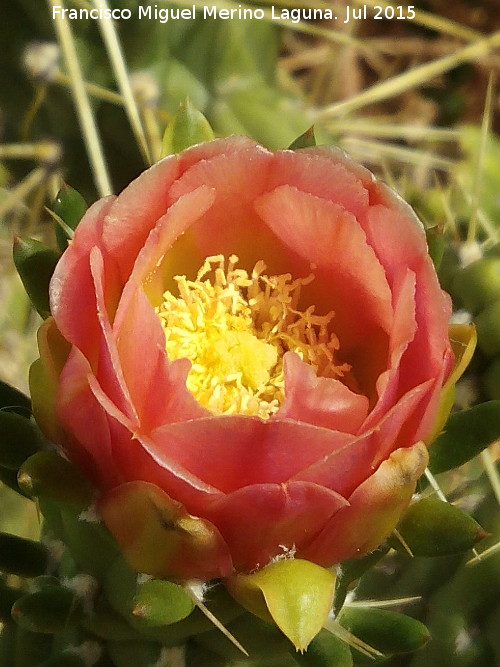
{"left": 47, "top": 0, "right": 113, "bottom": 197}
{"left": 317, "top": 31, "right": 500, "bottom": 119}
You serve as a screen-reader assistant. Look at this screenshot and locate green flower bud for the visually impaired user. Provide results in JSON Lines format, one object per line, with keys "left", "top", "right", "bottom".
{"left": 0, "top": 533, "right": 49, "bottom": 578}
{"left": 13, "top": 237, "right": 60, "bottom": 319}
{"left": 11, "top": 586, "right": 82, "bottom": 634}
{"left": 476, "top": 299, "right": 500, "bottom": 357}
{"left": 14, "top": 628, "right": 53, "bottom": 667}
{"left": 428, "top": 400, "right": 500, "bottom": 474}
{"left": 106, "top": 639, "right": 163, "bottom": 667}
{"left": 0, "top": 380, "right": 31, "bottom": 416}
{"left": 339, "top": 608, "right": 430, "bottom": 660}
{"left": 453, "top": 257, "right": 500, "bottom": 315}
{"left": 392, "top": 497, "right": 488, "bottom": 557}
{"left": 17, "top": 451, "right": 95, "bottom": 509}
{"left": 162, "top": 99, "right": 215, "bottom": 156}
{"left": 0, "top": 582, "right": 23, "bottom": 622}
{"left": 0, "top": 411, "right": 42, "bottom": 471}
{"left": 132, "top": 578, "right": 194, "bottom": 627}
{"left": 53, "top": 184, "right": 88, "bottom": 251}
{"left": 288, "top": 126, "right": 316, "bottom": 150}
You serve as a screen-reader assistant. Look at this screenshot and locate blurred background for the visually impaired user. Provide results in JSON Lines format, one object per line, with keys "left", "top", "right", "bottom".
{"left": 1, "top": 1, "right": 500, "bottom": 664}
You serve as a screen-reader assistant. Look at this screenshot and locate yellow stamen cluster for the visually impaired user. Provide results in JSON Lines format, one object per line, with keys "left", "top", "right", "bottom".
{"left": 156, "top": 255, "right": 349, "bottom": 419}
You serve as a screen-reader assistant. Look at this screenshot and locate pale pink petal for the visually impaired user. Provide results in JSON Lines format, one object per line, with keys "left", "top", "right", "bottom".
{"left": 267, "top": 148, "right": 371, "bottom": 220}
{"left": 166, "top": 148, "right": 292, "bottom": 275}
{"left": 277, "top": 352, "right": 369, "bottom": 433}
{"left": 113, "top": 184, "right": 216, "bottom": 329}
{"left": 254, "top": 185, "right": 393, "bottom": 358}
{"left": 399, "top": 259, "right": 454, "bottom": 391}
{"left": 361, "top": 185, "right": 427, "bottom": 268}
{"left": 149, "top": 416, "right": 353, "bottom": 494}
{"left": 299, "top": 442, "right": 428, "bottom": 566}
{"left": 204, "top": 481, "right": 349, "bottom": 572}
{"left": 101, "top": 154, "right": 180, "bottom": 281}
{"left": 177, "top": 135, "right": 261, "bottom": 172}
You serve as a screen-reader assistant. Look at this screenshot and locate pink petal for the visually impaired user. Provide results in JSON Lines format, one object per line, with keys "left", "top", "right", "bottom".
{"left": 113, "top": 286, "right": 207, "bottom": 430}
{"left": 363, "top": 203, "right": 453, "bottom": 390}
{"left": 57, "top": 347, "right": 122, "bottom": 489}
{"left": 149, "top": 416, "right": 353, "bottom": 494}
{"left": 50, "top": 196, "right": 116, "bottom": 358}
{"left": 294, "top": 379, "right": 434, "bottom": 498}
{"left": 86, "top": 375, "right": 223, "bottom": 511}
{"left": 204, "top": 481, "right": 349, "bottom": 572}
{"left": 89, "top": 247, "right": 137, "bottom": 422}
{"left": 299, "top": 442, "right": 428, "bottom": 566}
{"left": 278, "top": 352, "right": 369, "bottom": 433}
{"left": 362, "top": 269, "right": 417, "bottom": 430}
{"left": 101, "top": 154, "right": 180, "bottom": 281}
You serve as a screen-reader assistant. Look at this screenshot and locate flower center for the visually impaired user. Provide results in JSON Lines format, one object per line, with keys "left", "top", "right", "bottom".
{"left": 157, "top": 255, "right": 349, "bottom": 419}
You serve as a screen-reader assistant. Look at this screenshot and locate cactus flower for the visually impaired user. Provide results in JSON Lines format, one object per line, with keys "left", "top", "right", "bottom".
{"left": 31, "top": 136, "right": 454, "bottom": 579}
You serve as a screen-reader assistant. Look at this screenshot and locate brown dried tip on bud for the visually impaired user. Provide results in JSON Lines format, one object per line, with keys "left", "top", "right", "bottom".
{"left": 23, "top": 42, "right": 60, "bottom": 83}
{"left": 130, "top": 70, "right": 161, "bottom": 108}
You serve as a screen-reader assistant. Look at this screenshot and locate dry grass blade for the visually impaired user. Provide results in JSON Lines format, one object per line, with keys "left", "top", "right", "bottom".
{"left": 325, "top": 120, "right": 460, "bottom": 142}
{"left": 92, "top": 0, "right": 152, "bottom": 165}
{"left": 354, "top": 0, "right": 482, "bottom": 41}
{"left": 0, "top": 168, "right": 47, "bottom": 221}
{"left": 169, "top": 0, "right": 367, "bottom": 48}
{"left": 318, "top": 31, "right": 500, "bottom": 118}
{"left": 467, "top": 72, "right": 495, "bottom": 244}
{"left": 47, "top": 0, "right": 113, "bottom": 196}
{"left": 424, "top": 469, "right": 448, "bottom": 503}
{"left": 340, "top": 137, "right": 455, "bottom": 171}
{"left": 454, "top": 176, "right": 499, "bottom": 245}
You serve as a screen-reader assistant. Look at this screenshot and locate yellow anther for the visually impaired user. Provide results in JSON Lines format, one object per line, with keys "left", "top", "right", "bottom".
{"left": 156, "top": 255, "right": 349, "bottom": 419}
